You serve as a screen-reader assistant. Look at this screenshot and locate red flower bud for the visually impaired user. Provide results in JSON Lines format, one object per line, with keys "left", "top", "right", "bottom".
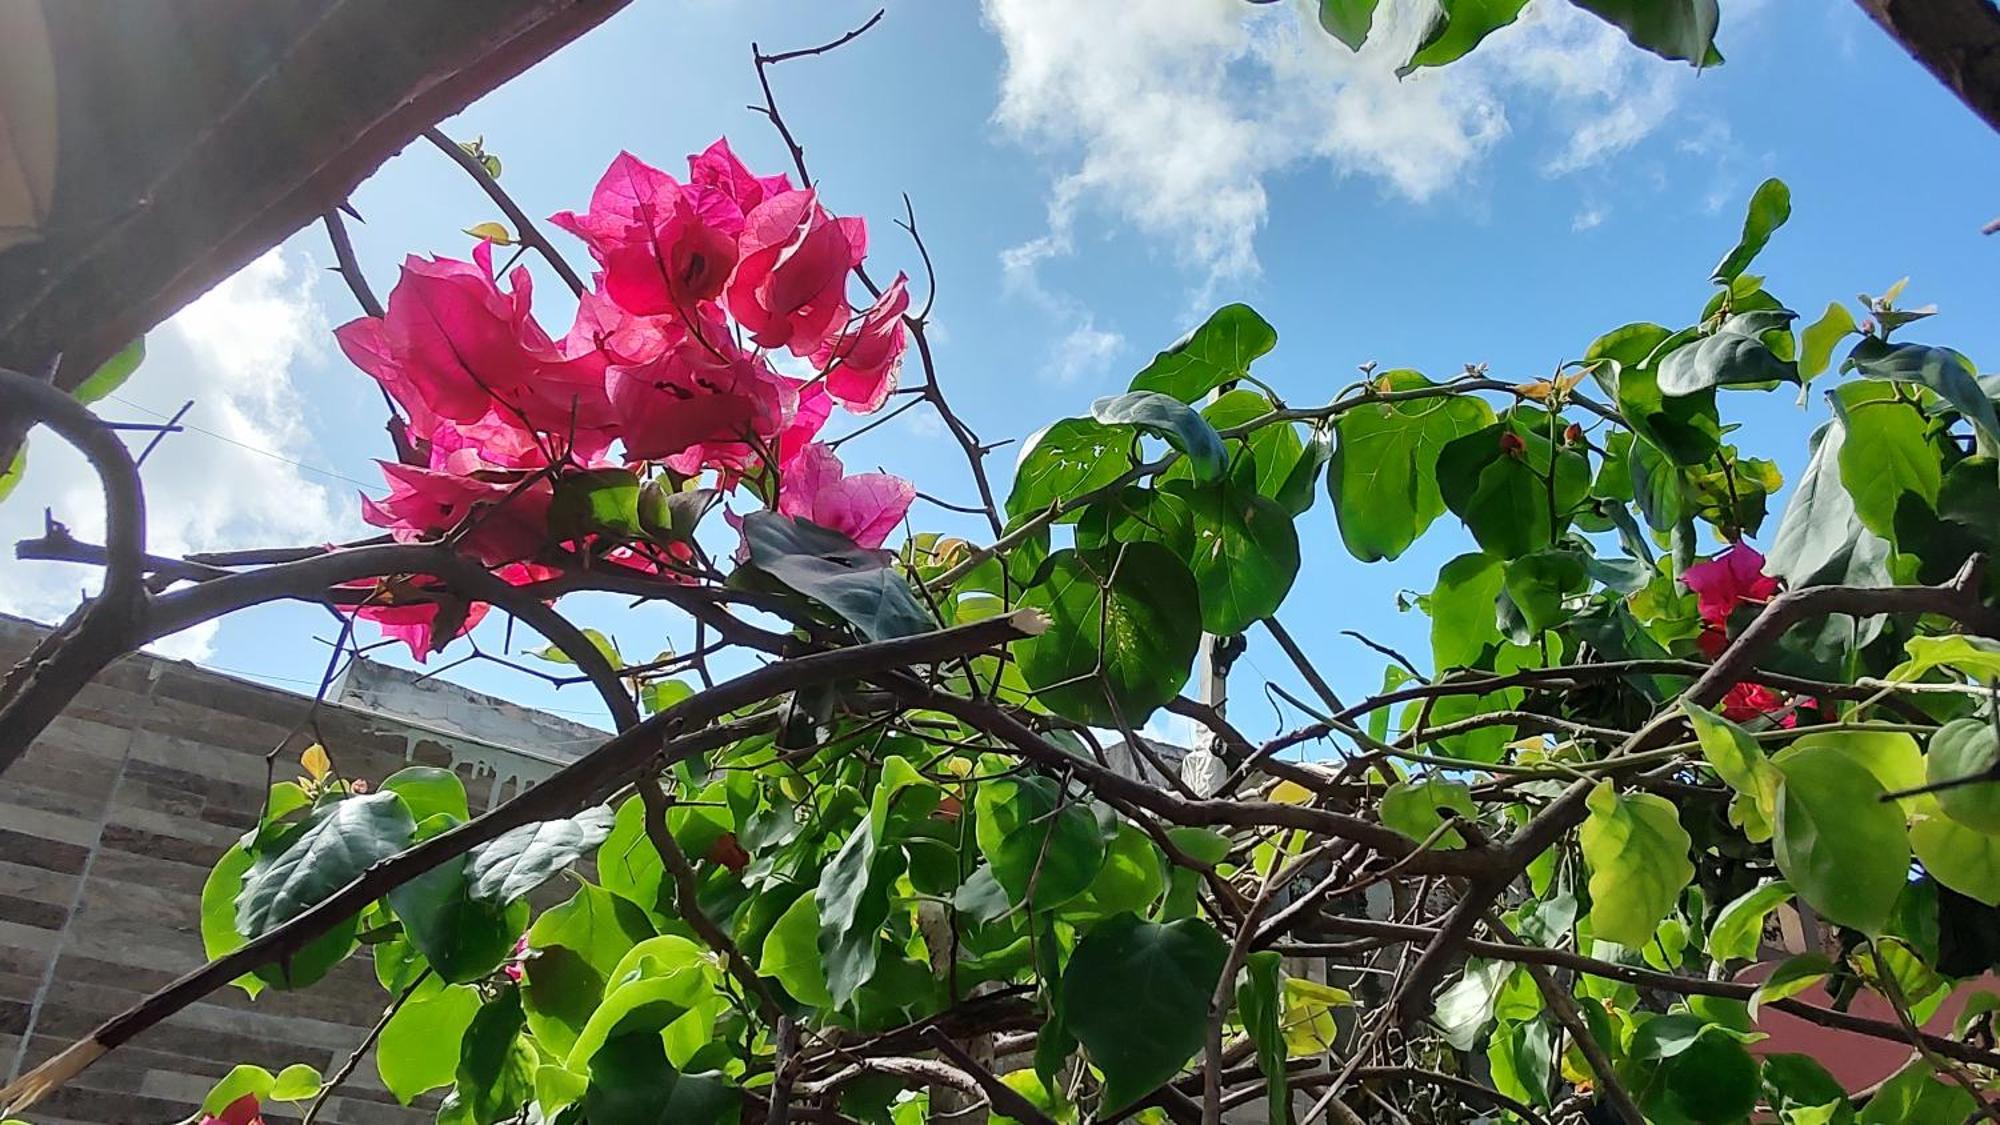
{"left": 1498, "top": 431, "right": 1526, "bottom": 457}
{"left": 1563, "top": 422, "right": 1584, "bottom": 445}
{"left": 707, "top": 832, "right": 750, "bottom": 872}
{"left": 932, "top": 794, "right": 964, "bottom": 822}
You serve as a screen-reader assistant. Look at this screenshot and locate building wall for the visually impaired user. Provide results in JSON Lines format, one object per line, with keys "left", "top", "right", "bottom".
{"left": 0, "top": 616, "right": 590, "bottom": 1124}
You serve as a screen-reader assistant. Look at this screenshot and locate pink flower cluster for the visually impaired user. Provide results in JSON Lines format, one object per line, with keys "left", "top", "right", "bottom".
{"left": 1683, "top": 544, "right": 1800, "bottom": 724}
{"left": 333, "top": 140, "right": 915, "bottom": 658}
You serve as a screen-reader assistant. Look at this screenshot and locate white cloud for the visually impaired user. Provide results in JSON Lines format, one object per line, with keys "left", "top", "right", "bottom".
{"left": 985, "top": 0, "right": 1721, "bottom": 290}
{"left": 1572, "top": 205, "right": 1608, "bottom": 231}
{"left": 1053, "top": 320, "right": 1125, "bottom": 383}
{"left": 0, "top": 249, "right": 349, "bottom": 660}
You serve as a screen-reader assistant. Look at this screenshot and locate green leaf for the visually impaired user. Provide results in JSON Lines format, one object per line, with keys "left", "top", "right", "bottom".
{"left": 1591, "top": 322, "right": 1722, "bottom": 465}
{"left": 1487, "top": 1019, "right": 1554, "bottom": 1109}
{"left": 1436, "top": 420, "right": 1588, "bottom": 559}
{"left": 1835, "top": 382, "right": 1940, "bottom": 539}
{"left": 740, "top": 512, "right": 932, "bottom": 642}
{"left": 1657, "top": 311, "right": 1800, "bottom": 397}
{"left": 1890, "top": 634, "right": 2000, "bottom": 683}
{"left": 381, "top": 766, "right": 471, "bottom": 824}
{"left": 236, "top": 792, "right": 416, "bottom": 936}
{"left": 1768, "top": 418, "right": 1891, "bottom": 590}
{"left": 1800, "top": 302, "right": 1858, "bottom": 381}
{"left": 0, "top": 444, "right": 24, "bottom": 505}
{"left": 1167, "top": 478, "right": 1300, "bottom": 634}
{"left": 1427, "top": 552, "right": 1503, "bottom": 671}
{"left": 1063, "top": 913, "right": 1228, "bottom": 1113}
{"left": 1858, "top": 1059, "right": 1976, "bottom": 1125}
{"left": 74, "top": 337, "right": 145, "bottom": 404}
{"left": 387, "top": 838, "right": 527, "bottom": 984}
{"left": 1750, "top": 953, "right": 1835, "bottom": 1018}
{"left": 760, "top": 890, "right": 835, "bottom": 1008}
{"left": 1655, "top": 1028, "right": 1762, "bottom": 1121}
{"left": 1016, "top": 544, "right": 1201, "bottom": 727}
{"left": 201, "top": 844, "right": 267, "bottom": 998}
{"left": 1709, "top": 880, "right": 1793, "bottom": 963}
{"left": 1710, "top": 178, "right": 1791, "bottom": 283}
{"left": 268, "top": 1063, "right": 321, "bottom": 1102}
{"left": 1435, "top": 959, "right": 1513, "bottom": 1050}
{"left": 1091, "top": 391, "right": 1228, "bottom": 483}
{"left": 1006, "top": 416, "right": 1136, "bottom": 521}
{"left": 1068, "top": 821, "right": 1165, "bottom": 920}
{"left": 1077, "top": 486, "right": 1195, "bottom": 561}
{"left": 1846, "top": 337, "right": 2000, "bottom": 446}
{"left": 1238, "top": 951, "right": 1291, "bottom": 1125}
{"left": 1926, "top": 719, "right": 2000, "bottom": 833}
{"left": 453, "top": 986, "right": 536, "bottom": 1125}
{"left": 551, "top": 468, "right": 645, "bottom": 539}
{"left": 1911, "top": 795, "right": 2000, "bottom": 906}
{"left": 568, "top": 936, "right": 715, "bottom": 1068}
{"left": 1328, "top": 370, "right": 1495, "bottom": 562}
{"left": 583, "top": 1034, "right": 738, "bottom": 1125}
{"left": 1569, "top": 0, "right": 1722, "bottom": 66}
{"left": 1193, "top": 388, "right": 1312, "bottom": 513}
{"left": 597, "top": 796, "right": 665, "bottom": 920}
{"left": 522, "top": 882, "right": 658, "bottom": 1057}
{"left": 529, "top": 628, "right": 621, "bottom": 667}
{"left": 201, "top": 1065, "right": 278, "bottom": 1114}
{"left": 975, "top": 775, "right": 1105, "bottom": 909}
{"left": 1127, "top": 303, "right": 1276, "bottom": 403}
{"left": 1402, "top": 0, "right": 1530, "bottom": 75}
{"left": 1579, "top": 781, "right": 1695, "bottom": 947}
{"left": 816, "top": 819, "right": 903, "bottom": 1007}
{"left": 466, "top": 806, "right": 615, "bottom": 904}
{"left": 1684, "top": 702, "right": 1782, "bottom": 841}
{"left": 1501, "top": 546, "right": 1589, "bottom": 633}
{"left": 379, "top": 983, "right": 481, "bottom": 1103}
{"left": 1771, "top": 744, "right": 1910, "bottom": 934}
{"left": 1379, "top": 778, "right": 1477, "bottom": 850}
{"left": 1317, "top": 0, "right": 1379, "bottom": 49}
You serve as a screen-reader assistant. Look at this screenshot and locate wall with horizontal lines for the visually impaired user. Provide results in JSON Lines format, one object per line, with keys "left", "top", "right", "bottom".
{"left": 0, "top": 614, "right": 580, "bottom": 1124}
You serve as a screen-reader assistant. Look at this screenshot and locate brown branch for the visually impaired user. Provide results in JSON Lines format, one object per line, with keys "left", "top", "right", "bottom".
{"left": 766, "top": 1017, "right": 801, "bottom": 1125}
{"left": 321, "top": 207, "right": 383, "bottom": 319}
{"left": 0, "top": 369, "right": 148, "bottom": 776}
{"left": 639, "top": 777, "right": 784, "bottom": 1023}
{"left": 421, "top": 127, "right": 586, "bottom": 296}
{"left": 298, "top": 969, "right": 430, "bottom": 1125}
{"left": 920, "top": 1027, "right": 1058, "bottom": 1125}
{"left": 1485, "top": 914, "right": 1641, "bottom": 1125}
{"left": 0, "top": 611, "right": 1046, "bottom": 1113}
{"left": 1281, "top": 913, "right": 2000, "bottom": 1072}
{"left": 1853, "top": 0, "right": 2000, "bottom": 136}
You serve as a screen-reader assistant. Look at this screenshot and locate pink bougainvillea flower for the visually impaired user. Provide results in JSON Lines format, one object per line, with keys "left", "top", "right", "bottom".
{"left": 607, "top": 309, "right": 793, "bottom": 470}
{"left": 1720, "top": 681, "right": 1799, "bottom": 727}
{"left": 551, "top": 152, "right": 737, "bottom": 317}
{"left": 201, "top": 1093, "right": 265, "bottom": 1125}
{"left": 813, "top": 272, "right": 909, "bottom": 414}
{"left": 777, "top": 442, "right": 913, "bottom": 550}
{"left": 1683, "top": 544, "right": 1780, "bottom": 628}
{"left": 361, "top": 462, "right": 553, "bottom": 566}
{"left": 685, "top": 137, "right": 791, "bottom": 235}
{"left": 503, "top": 931, "right": 530, "bottom": 983}
{"left": 336, "top": 243, "right": 612, "bottom": 440}
{"left": 563, "top": 286, "right": 674, "bottom": 368}
{"left": 726, "top": 190, "right": 863, "bottom": 358}
{"left": 343, "top": 580, "right": 491, "bottom": 663}
{"left": 776, "top": 377, "right": 832, "bottom": 471}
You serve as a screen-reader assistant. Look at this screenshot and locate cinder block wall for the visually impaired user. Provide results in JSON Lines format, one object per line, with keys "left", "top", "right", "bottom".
{"left": 0, "top": 616, "right": 589, "bottom": 1124}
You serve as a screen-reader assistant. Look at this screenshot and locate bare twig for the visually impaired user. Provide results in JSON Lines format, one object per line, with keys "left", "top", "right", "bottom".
{"left": 421, "top": 127, "right": 587, "bottom": 296}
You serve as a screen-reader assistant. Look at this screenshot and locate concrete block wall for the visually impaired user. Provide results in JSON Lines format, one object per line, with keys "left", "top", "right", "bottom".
{"left": 0, "top": 615, "right": 594, "bottom": 1124}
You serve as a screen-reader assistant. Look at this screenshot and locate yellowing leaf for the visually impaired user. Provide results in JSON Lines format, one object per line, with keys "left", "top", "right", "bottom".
{"left": 1579, "top": 781, "right": 1695, "bottom": 948}
{"left": 300, "top": 743, "right": 331, "bottom": 781}
{"left": 464, "top": 221, "right": 515, "bottom": 246}
{"left": 1267, "top": 779, "right": 1316, "bottom": 806}
{"left": 1279, "top": 977, "right": 1352, "bottom": 1057}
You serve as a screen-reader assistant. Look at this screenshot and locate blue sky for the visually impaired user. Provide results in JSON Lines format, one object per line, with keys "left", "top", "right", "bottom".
{"left": 6, "top": 0, "right": 1998, "bottom": 743}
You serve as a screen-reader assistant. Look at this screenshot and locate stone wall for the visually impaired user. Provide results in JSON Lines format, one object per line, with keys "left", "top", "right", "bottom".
{"left": 0, "top": 615, "right": 598, "bottom": 1124}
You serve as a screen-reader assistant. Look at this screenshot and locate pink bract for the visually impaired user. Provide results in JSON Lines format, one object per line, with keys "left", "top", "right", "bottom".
{"left": 777, "top": 442, "right": 913, "bottom": 550}
{"left": 550, "top": 151, "right": 738, "bottom": 316}
{"left": 726, "top": 190, "right": 862, "bottom": 358}
{"left": 815, "top": 272, "right": 910, "bottom": 414}
{"left": 201, "top": 1094, "right": 265, "bottom": 1125}
{"left": 1683, "top": 544, "right": 1779, "bottom": 627}
{"left": 360, "top": 462, "right": 553, "bottom": 566}
{"left": 347, "top": 591, "right": 491, "bottom": 663}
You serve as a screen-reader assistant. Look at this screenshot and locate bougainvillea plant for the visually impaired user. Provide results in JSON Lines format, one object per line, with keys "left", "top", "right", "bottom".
{"left": 6, "top": 17, "right": 2000, "bottom": 1125}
